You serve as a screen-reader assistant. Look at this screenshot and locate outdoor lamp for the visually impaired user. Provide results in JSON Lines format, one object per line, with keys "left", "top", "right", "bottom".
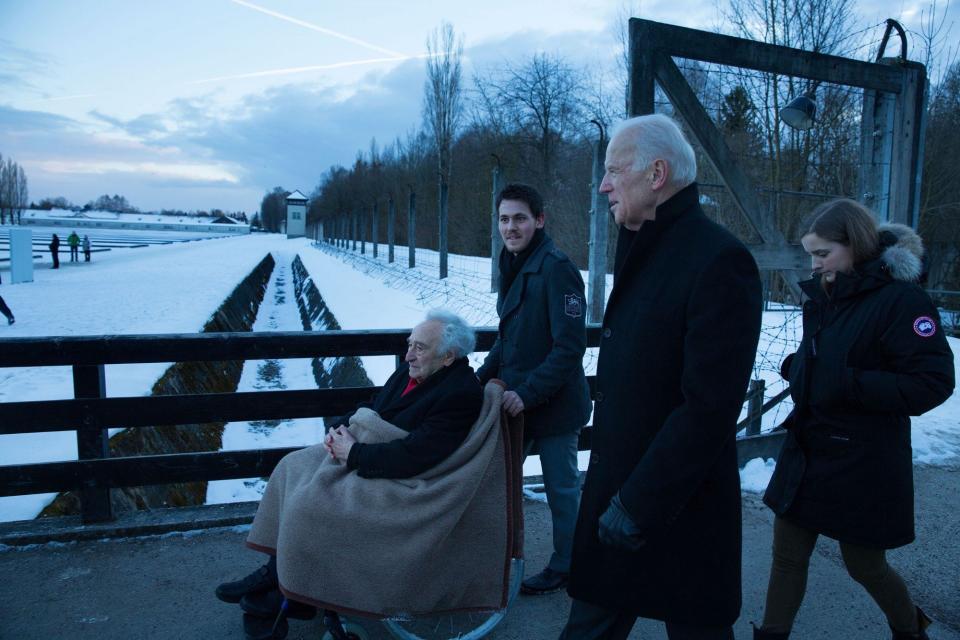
{"left": 780, "top": 92, "right": 817, "bottom": 130}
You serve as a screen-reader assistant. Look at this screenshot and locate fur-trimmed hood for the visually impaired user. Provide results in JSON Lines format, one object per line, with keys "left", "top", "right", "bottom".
{"left": 878, "top": 223, "right": 924, "bottom": 282}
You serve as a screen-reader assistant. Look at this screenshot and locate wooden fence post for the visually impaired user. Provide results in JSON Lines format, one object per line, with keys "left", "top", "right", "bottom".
{"left": 746, "top": 378, "right": 765, "bottom": 436}
{"left": 73, "top": 365, "right": 112, "bottom": 523}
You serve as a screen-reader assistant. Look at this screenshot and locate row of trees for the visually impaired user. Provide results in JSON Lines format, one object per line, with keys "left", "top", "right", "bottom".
{"left": 31, "top": 194, "right": 249, "bottom": 223}
{"left": 266, "top": 4, "right": 958, "bottom": 288}
{"left": 0, "top": 153, "right": 29, "bottom": 225}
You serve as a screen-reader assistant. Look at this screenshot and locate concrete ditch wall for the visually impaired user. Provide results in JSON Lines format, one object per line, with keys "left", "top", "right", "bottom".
{"left": 40, "top": 253, "right": 277, "bottom": 517}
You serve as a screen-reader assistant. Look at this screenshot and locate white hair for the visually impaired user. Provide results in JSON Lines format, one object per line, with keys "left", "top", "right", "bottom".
{"left": 609, "top": 114, "right": 697, "bottom": 188}
{"left": 425, "top": 309, "right": 476, "bottom": 359}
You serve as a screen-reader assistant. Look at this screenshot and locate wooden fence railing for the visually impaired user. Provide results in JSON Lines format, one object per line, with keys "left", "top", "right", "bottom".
{"left": 0, "top": 326, "right": 786, "bottom": 524}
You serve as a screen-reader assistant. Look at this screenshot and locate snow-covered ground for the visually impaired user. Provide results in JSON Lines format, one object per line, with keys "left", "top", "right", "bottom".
{"left": 1, "top": 231, "right": 957, "bottom": 521}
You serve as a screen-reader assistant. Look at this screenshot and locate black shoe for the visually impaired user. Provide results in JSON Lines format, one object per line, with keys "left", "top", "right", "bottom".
{"left": 520, "top": 567, "right": 569, "bottom": 595}
{"left": 243, "top": 612, "right": 288, "bottom": 640}
{"left": 241, "top": 588, "right": 317, "bottom": 620}
{"left": 216, "top": 563, "right": 277, "bottom": 603}
{"left": 6, "top": 317, "right": 12, "bottom": 325}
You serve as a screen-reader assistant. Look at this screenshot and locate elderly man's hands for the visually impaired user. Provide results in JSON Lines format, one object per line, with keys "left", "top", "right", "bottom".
{"left": 326, "top": 426, "right": 357, "bottom": 462}
{"left": 502, "top": 390, "right": 525, "bottom": 417}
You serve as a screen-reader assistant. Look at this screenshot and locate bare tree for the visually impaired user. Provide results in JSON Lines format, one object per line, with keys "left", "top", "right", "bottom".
{"left": 474, "top": 53, "right": 587, "bottom": 189}
{"left": 721, "top": 0, "right": 862, "bottom": 233}
{"left": 423, "top": 22, "right": 464, "bottom": 278}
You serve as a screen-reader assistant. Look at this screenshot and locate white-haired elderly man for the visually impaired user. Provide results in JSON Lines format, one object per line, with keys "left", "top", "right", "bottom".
{"left": 216, "top": 309, "right": 483, "bottom": 638}
{"left": 562, "top": 114, "right": 762, "bottom": 640}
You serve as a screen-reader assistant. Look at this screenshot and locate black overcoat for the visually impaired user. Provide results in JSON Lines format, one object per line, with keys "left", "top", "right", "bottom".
{"left": 567, "top": 184, "right": 762, "bottom": 627}
{"left": 345, "top": 358, "right": 482, "bottom": 479}
{"left": 764, "top": 256, "right": 954, "bottom": 548}
{"left": 477, "top": 233, "right": 592, "bottom": 439}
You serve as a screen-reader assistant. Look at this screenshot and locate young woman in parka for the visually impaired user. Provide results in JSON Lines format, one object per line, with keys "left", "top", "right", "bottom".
{"left": 756, "top": 199, "right": 955, "bottom": 640}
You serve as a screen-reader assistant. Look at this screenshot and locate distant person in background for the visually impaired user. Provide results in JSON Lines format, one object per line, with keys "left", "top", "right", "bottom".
{"left": 49, "top": 234, "right": 60, "bottom": 269}
{"left": 477, "top": 182, "right": 591, "bottom": 596}
{"left": 82, "top": 235, "right": 92, "bottom": 262}
{"left": 0, "top": 271, "right": 14, "bottom": 325}
{"left": 756, "top": 200, "right": 955, "bottom": 640}
{"left": 67, "top": 231, "right": 80, "bottom": 262}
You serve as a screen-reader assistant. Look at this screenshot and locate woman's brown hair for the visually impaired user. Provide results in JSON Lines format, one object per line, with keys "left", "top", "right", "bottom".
{"left": 803, "top": 198, "right": 880, "bottom": 264}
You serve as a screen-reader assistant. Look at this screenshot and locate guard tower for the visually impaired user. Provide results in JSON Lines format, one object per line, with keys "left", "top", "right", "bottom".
{"left": 285, "top": 190, "right": 307, "bottom": 239}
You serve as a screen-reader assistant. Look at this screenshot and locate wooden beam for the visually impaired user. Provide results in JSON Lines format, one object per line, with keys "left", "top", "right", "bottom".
{"left": 652, "top": 52, "right": 803, "bottom": 298}
{"left": 628, "top": 19, "right": 655, "bottom": 115}
{"left": 0, "top": 448, "right": 301, "bottom": 496}
{"left": 0, "top": 329, "right": 493, "bottom": 368}
{"left": 0, "top": 387, "right": 380, "bottom": 435}
{"left": 632, "top": 18, "right": 903, "bottom": 93}
{"left": 1, "top": 327, "right": 605, "bottom": 369}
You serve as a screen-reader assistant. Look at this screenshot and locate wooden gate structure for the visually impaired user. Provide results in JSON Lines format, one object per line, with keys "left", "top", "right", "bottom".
{"left": 622, "top": 19, "right": 927, "bottom": 300}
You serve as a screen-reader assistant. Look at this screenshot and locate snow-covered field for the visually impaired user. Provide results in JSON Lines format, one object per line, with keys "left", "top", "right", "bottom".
{"left": 1, "top": 230, "right": 957, "bottom": 522}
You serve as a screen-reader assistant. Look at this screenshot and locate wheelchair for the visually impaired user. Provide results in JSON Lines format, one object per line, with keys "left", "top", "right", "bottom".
{"left": 303, "top": 405, "right": 526, "bottom": 640}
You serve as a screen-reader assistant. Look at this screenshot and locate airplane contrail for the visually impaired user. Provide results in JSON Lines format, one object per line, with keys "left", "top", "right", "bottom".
{"left": 229, "top": 0, "right": 407, "bottom": 59}
{"left": 189, "top": 53, "right": 436, "bottom": 84}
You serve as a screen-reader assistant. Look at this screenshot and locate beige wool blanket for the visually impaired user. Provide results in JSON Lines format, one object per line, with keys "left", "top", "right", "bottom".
{"left": 246, "top": 381, "right": 511, "bottom": 619}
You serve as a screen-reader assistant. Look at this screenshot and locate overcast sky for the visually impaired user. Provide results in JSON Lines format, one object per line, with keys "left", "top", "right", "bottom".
{"left": 0, "top": 0, "right": 954, "bottom": 214}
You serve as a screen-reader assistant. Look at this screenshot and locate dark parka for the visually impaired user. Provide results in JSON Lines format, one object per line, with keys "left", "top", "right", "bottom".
{"left": 567, "top": 184, "right": 762, "bottom": 627}
{"left": 345, "top": 358, "right": 482, "bottom": 479}
{"left": 764, "top": 224, "right": 955, "bottom": 549}
{"left": 477, "top": 233, "right": 592, "bottom": 439}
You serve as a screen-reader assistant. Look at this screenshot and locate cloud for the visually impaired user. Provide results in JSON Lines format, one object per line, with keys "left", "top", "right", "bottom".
{"left": 0, "top": 39, "right": 49, "bottom": 94}
{"left": 0, "top": 27, "right": 617, "bottom": 213}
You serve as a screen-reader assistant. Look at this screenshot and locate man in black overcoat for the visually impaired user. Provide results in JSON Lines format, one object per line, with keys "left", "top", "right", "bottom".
{"left": 560, "top": 114, "right": 762, "bottom": 639}
{"left": 478, "top": 183, "right": 592, "bottom": 594}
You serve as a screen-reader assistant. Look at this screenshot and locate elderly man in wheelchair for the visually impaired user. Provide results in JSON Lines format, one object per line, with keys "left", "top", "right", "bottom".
{"left": 215, "top": 309, "right": 522, "bottom": 640}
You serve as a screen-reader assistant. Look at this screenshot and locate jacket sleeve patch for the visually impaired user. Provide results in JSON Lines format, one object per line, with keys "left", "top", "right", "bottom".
{"left": 913, "top": 316, "right": 937, "bottom": 337}
{"left": 564, "top": 293, "right": 583, "bottom": 318}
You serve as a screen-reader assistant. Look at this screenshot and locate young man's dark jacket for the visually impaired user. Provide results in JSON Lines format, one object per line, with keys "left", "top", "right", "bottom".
{"left": 764, "top": 226, "right": 955, "bottom": 549}
{"left": 477, "top": 231, "right": 591, "bottom": 439}
{"left": 567, "top": 183, "right": 762, "bottom": 627}
{"left": 344, "top": 358, "right": 482, "bottom": 479}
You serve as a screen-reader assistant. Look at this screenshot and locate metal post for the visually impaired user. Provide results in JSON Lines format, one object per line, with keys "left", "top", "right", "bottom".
{"left": 360, "top": 208, "right": 366, "bottom": 255}
{"left": 588, "top": 122, "right": 609, "bottom": 323}
{"left": 490, "top": 156, "right": 503, "bottom": 293}
{"left": 372, "top": 201, "right": 379, "bottom": 259}
{"left": 746, "top": 378, "right": 765, "bottom": 436}
{"left": 388, "top": 197, "right": 396, "bottom": 263}
{"left": 351, "top": 211, "right": 357, "bottom": 251}
{"left": 408, "top": 188, "right": 416, "bottom": 268}
{"left": 74, "top": 365, "right": 112, "bottom": 523}
{"left": 439, "top": 180, "right": 448, "bottom": 279}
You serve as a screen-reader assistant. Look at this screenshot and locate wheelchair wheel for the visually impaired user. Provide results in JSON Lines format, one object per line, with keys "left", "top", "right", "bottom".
{"left": 382, "top": 558, "right": 524, "bottom": 640}
{"left": 321, "top": 620, "right": 370, "bottom": 640}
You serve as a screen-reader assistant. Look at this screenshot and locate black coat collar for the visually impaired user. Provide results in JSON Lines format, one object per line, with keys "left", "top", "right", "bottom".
{"left": 498, "top": 233, "right": 556, "bottom": 319}
{"left": 376, "top": 357, "right": 472, "bottom": 414}
{"left": 608, "top": 183, "right": 701, "bottom": 312}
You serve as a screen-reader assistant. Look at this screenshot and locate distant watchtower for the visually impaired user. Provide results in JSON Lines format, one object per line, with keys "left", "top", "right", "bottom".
{"left": 285, "top": 190, "right": 307, "bottom": 239}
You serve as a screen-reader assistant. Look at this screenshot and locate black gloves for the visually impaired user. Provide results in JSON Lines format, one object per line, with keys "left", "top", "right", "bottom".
{"left": 598, "top": 493, "right": 645, "bottom": 552}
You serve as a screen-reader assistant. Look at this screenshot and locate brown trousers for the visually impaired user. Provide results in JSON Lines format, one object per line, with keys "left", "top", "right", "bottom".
{"left": 760, "top": 516, "right": 918, "bottom": 634}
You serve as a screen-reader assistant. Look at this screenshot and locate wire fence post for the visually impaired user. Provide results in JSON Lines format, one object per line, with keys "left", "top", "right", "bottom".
{"left": 408, "top": 188, "right": 416, "bottom": 269}
{"left": 388, "top": 197, "right": 396, "bottom": 263}
{"left": 588, "top": 122, "right": 609, "bottom": 324}
{"left": 372, "top": 200, "right": 379, "bottom": 259}
{"left": 439, "top": 180, "right": 448, "bottom": 279}
{"left": 490, "top": 157, "right": 502, "bottom": 293}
